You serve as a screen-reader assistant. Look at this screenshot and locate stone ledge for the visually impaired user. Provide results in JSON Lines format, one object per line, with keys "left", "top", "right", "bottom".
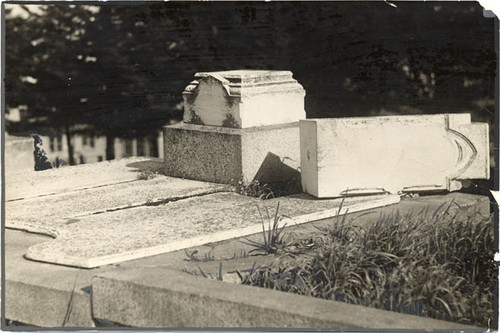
{"left": 92, "top": 267, "right": 480, "bottom": 329}
{"left": 5, "top": 280, "right": 94, "bottom": 327}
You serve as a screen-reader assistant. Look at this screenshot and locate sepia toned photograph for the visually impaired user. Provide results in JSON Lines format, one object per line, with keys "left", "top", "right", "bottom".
{"left": 3, "top": 1, "right": 498, "bottom": 330}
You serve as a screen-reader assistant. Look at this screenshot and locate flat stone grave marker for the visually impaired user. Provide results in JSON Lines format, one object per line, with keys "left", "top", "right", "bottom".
{"left": 6, "top": 157, "right": 165, "bottom": 201}
{"left": 5, "top": 175, "right": 229, "bottom": 237}
{"left": 21, "top": 192, "right": 400, "bottom": 268}
{"left": 300, "top": 114, "right": 489, "bottom": 198}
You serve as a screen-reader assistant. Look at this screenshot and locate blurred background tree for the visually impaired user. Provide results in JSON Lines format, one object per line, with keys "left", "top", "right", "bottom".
{"left": 5, "top": 2, "right": 496, "bottom": 166}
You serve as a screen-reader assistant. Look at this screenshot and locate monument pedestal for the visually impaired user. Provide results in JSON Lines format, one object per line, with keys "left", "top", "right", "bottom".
{"left": 163, "top": 122, "right": 300, "bottom": 185}
{"left": 164, "top": 70, "right": 305, "bottom": 185}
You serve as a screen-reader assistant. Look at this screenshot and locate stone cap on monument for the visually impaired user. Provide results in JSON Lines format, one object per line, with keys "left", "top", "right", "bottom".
{"left": 182, "top": 70, "right": 306, "bottom": 128}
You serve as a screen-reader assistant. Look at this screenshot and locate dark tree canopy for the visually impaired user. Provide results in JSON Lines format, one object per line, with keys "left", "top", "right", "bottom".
{"left": 5, "top": 2, "right": 496, "bottom": 148}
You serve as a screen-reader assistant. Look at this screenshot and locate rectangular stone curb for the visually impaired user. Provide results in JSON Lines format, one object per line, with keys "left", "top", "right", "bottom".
{"left": 5, "top": 280, "right": 94, "bottom": 327}
{"left": 92, "top": 267, "right": 481, "bottom": 329}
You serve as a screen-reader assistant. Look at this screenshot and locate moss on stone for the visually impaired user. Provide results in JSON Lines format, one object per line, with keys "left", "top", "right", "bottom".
{"left": 188, "top": 111, "right": 205, "bottom": 125}
{"left": 222, "top": 113, "right": 240, "bottom": 128}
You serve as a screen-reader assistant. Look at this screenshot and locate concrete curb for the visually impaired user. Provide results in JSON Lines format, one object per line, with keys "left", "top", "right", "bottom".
{"left": 92, "top": 267, "right": 482, "bottom": 330}
{"left": 5, "top": 280, "right": 94, "bottom": 327}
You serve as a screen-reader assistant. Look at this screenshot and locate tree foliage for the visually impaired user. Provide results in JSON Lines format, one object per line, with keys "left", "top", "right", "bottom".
{"left": 5, "top": 2, "right": 496, "bottom": 161}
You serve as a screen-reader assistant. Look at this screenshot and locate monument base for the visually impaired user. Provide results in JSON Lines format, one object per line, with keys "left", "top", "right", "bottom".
{"left": 163, "top": 122, "right": 300, "bottom": 185}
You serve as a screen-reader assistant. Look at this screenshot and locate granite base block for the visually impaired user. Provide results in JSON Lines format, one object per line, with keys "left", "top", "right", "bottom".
{"left": 163, "top": 122, "right": 300, "bottom": 185}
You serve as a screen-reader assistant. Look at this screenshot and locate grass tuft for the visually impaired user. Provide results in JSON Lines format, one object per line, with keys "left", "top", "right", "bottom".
{"left": 184, "top": 250, "right": 215, "bottom": 262}
{"left": 243, "top": 203, "right": 290, "bottom": 255}
{"left": 235, "top": 179, "right": 275, "bottom": 200}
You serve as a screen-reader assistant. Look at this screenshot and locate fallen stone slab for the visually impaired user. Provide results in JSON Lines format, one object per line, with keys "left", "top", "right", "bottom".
{"left": 92, "top": 267, "right": 478, "bottom": 329}
{"left": 183, "top": 70, "right": 306, "bottom": 128}
{"left": 24, "top": 193, "right": 400, "bottom": 268}
{"left": 6, "top": 175, "right": 230, "bottom": 237}
{"left": 300, "top": 114, "right": 489, "bottom": 198}
{"left": 6, "top": 157, "right": 164, "bottom": 201}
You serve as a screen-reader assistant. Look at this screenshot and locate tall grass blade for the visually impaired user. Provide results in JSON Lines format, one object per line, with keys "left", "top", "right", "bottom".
{"left": 62, "top": 272, "right": 78, "bottom": 327}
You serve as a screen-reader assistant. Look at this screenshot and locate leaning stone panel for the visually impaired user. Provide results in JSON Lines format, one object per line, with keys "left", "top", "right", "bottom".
{"left": 300, "top": 114, "right": 489, "bottom": 198}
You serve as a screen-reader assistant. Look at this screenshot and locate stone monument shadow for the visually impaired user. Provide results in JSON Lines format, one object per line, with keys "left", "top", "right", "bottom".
{"left": 125, "top": 158, "right": 165, "bottom": 174}
{"left": 252, "top": 152, "right": 302, "bottom": 196}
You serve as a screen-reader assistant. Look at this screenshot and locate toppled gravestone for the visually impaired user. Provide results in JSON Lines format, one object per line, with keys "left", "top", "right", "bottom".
{"left": 300, "top": 114, "right": 490, "bottom": 198}
{"left": 164, "top": 70, "right": 305, "bottom": 185}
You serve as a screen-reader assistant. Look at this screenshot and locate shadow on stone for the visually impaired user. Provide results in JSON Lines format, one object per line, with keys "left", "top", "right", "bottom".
{"left": 125, "top": 158, "right": 165, "bottom": 174}
{"left": 252, "top": 152, "right": 302, "bottom": 197}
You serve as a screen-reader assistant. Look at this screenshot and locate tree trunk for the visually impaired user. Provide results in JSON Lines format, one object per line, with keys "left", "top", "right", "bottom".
{"left": 106, "top": 133, "right": 115, "bottom": 160}
{"left": 65, "top": 126, "right": 76, "bottom": 165}
{"left": 150, "top": 134, "right": 159, "bottom": 158}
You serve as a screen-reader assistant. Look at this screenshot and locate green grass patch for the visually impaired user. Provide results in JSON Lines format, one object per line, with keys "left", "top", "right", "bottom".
{"left": 242, "top": 202, "right": 497, "bottom": 327}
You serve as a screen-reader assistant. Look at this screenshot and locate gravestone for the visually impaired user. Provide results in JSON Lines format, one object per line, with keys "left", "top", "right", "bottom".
{"left": 300, "top": 114, "right": 490, "bottom": 198}
{"left": 164, "top": 70, "right": 305, "bottom": 185}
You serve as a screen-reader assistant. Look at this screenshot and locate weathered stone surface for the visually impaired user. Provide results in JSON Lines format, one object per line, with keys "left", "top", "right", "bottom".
{"left": 92, "top": 267, "right": 477, "bottom": 329}
{"left": 164, "top": 122, "right": 300, "bottom": 185}
{"left": 24, "top": 192, "right": 400, "bottom": 268}
{"left": 183, "top": 70, "right": 306, "bottom": 128}
{"left": 5, "top": 135, "right": 34, "bottom": 174}
{"left": 5, "top": 231, "right": 96, "bottom": 327}
{"left": 300, "top": 114, "right": 490, "bottom": 198}
{"left": 6, "top": 175, "right": 230, "bottom": 237}
{"left": 5, "top": 193, "right": 489, "bottom": 327}
{"left": 6, "top": 157, "right": 165, "bottom": 201}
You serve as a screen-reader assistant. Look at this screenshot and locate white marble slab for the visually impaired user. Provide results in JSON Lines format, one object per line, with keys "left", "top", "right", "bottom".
{"left": 300, "top": 114, "right": 489, "bottom": 198}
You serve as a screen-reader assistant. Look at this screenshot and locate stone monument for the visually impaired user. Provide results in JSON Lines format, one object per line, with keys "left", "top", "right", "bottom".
{"left": 300, "top": 114, "right": 490, "bottom": 198}
{"left": 164, "top": 70, "right": 306, "bottom": 185}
